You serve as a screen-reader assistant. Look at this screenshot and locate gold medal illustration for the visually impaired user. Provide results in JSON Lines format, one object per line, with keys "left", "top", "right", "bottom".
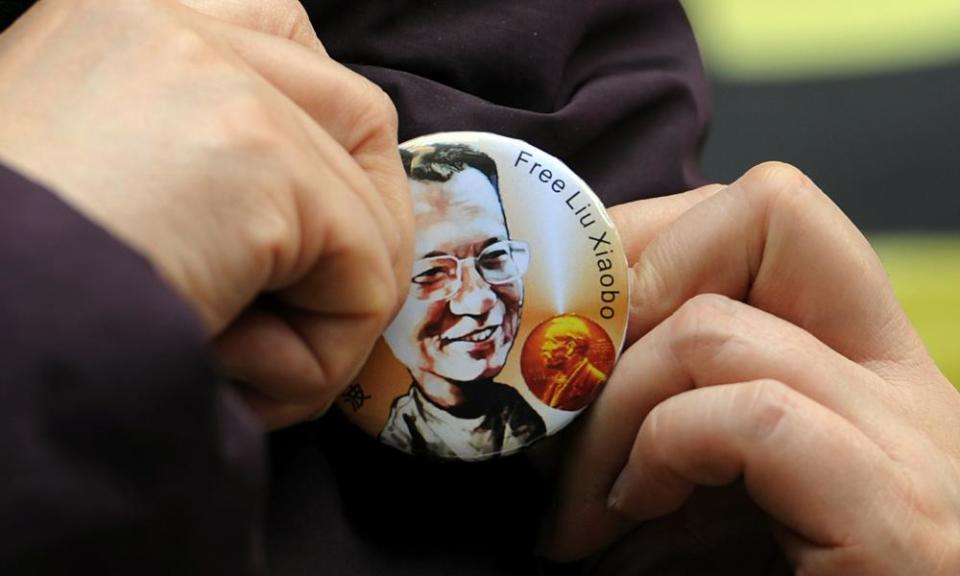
{"left": 520, "top": 314, "right": 615, "bottom": 412}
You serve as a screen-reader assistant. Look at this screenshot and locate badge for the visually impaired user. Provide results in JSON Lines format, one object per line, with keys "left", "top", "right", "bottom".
{"left": 336, "top": 132, "right": 629, "bottom": 461}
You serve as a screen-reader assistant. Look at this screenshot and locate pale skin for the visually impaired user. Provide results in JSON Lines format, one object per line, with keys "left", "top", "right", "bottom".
{"left": 0, "top": 1, "right": 957, "bottom": 572}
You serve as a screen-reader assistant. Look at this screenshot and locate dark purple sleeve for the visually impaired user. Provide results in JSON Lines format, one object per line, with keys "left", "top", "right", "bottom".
{"left": 0, "top": 163, "right": 265, "bottom": 575}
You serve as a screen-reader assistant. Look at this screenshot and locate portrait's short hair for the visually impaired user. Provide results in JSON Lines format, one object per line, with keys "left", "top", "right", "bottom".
{"left": 400, "top": 142, "right": 508, "bottom": 231}
{"left": 401, "top": 143, "right": 499, "bottom": 187}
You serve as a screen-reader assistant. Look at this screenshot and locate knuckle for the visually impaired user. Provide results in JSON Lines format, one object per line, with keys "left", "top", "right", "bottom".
{"left": 365, "top": 261, "right": 401, "bottom": 321}
{"left": 667, "top": 294, "right": 741, "bottom": 363}
{"left": 350, "top": 80, "right": 399, "bottom": 151}
{"left": 165, "top": 26, "right": 220, "bottom": 65}
{"left": 178, "top": 0, "right": 318, "bottom": 48}
{"left": 890, "top": 477, "right": 960, "bottom": 575}
{"left": 673, "top": 293, "right": 736, "bottom": 325}
{"left": 209, "top": 91, "right": 286, "bottom": 158}
{"left": 745, "top": 161, "right": 812, "bottom": 190}
{"left": 335, "top": 222, "right": 400, "bottom": 322}
{"left": 375, "top": 88, "right": 401, "bottom": 135}
{"left": 739, "top": 379, "right": 795, "bottom": 442}
{"left": 245, "top": 0, "right": 314, "bottom": 43}
{"left": 642, "top": 400, "right": 673, "bottom": 454}
{"left": 374, "top": 286, "right": 401, "bottom": 327}
{"left": 739, "top": 161, "right": 829, "bottom": 214}
{"left": 370, "top": 89, "right": 400, "bottom": 136}
{"left": 275, "top": 0, "right": 316, "bottom": 43}
{"left": 251, "top": 201, "right": 298, "bottom": 282}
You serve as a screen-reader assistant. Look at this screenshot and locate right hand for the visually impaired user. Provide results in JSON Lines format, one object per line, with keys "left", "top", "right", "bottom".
{"left": 542, "top": 164, "right": 960, "bottom": 573}
{"left": 0, "top": 0, "right": 413, "bottom": 428}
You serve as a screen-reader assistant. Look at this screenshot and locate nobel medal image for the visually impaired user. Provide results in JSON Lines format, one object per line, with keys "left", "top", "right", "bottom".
{"left": 336, "top": 132, "right": 629, "bottom": 461}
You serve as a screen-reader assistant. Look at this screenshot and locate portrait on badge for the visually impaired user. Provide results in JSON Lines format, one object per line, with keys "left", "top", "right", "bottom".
{"left": 378, "top": 143, "right": 547, "bottom": 459}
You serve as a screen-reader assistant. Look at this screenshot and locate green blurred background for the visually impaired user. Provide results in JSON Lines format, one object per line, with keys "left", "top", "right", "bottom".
{"left": 681, "top": 0, "right": 960, "bottom": 385}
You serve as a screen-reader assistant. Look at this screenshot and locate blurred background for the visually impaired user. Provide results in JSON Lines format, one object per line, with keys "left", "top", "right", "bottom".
{"left": 682, "top": 0, "right": 960, "bottom": 385}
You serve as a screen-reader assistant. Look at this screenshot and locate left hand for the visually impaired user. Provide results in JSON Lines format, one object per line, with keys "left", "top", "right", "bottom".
{"left": 540, "top": 163, "right": 960, "bottom": 574}
{"left": 0, "top": 0, "right": 412, "bottom": 430}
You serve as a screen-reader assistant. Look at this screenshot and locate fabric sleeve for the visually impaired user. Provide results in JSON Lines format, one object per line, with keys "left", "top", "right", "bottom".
{"left": 0, "top": 163, "right": 264, "bottom": 575}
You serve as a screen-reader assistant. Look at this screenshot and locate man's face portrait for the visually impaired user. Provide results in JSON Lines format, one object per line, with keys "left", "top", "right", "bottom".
{"left": 384, "top": 166, "right": 524, "bottom": 386}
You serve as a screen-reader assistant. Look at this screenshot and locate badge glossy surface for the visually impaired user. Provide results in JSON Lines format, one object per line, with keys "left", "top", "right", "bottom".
{"left": 336, "top": 132, "right": 628, "bottom": 461}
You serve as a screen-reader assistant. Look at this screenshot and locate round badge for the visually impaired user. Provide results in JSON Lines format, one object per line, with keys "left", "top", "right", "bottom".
{"left": 335, "top": 132, "right": 629, "bottom": 461}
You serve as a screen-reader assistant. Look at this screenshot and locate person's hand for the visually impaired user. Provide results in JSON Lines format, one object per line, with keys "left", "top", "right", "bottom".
{"left": 0, "top": 0, "right": 413, "bottom": 428}
{"left": 542, "top": 163, "right": 960, "bottom": 573}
